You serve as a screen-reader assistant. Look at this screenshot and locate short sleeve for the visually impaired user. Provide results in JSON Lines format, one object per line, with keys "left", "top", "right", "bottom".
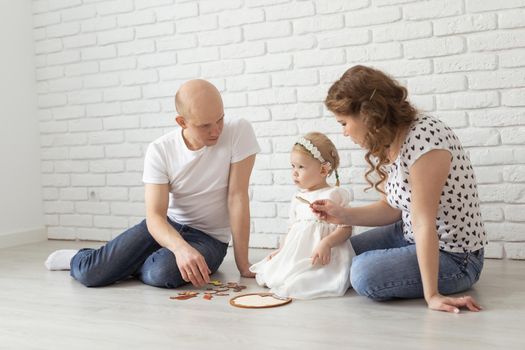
{"left": 142, "top": 143, "right": 169, "bottom": 184}
{"left": 329, "top": 187, "right": 351, "bottom": 208}
{"left": 402, "top": 117, "right": 452, "bottom": 169}
{"left": 230, "top": 118, "right": 260, "bottom": 163}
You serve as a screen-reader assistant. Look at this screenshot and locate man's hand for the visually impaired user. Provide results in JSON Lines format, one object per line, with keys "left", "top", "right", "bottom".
{"left": 311, "top": 240, "right": 332, "bottom": 265}
{"left": 427, "top": 293, "right": 482, "bottom": 313}
{"left": 172, "top": 243, "right": 211, "bottom": 287}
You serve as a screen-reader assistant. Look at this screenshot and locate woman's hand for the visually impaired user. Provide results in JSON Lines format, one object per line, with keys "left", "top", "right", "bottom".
{"left": 310, "top": 199, "right": 347, "bottom": 225}
{"left": 311, "top": 240, "right": 332, "bottom": 265}
{"left": 427, "top": 293, "right": 482, "bottom": 313}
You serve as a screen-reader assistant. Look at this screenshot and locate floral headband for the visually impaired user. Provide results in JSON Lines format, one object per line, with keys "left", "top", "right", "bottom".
{"left": 295, "top": 137, "right": 326, "bottom": 163}
{"left": 295, "top": 137, "right": 340, "bottom": 186}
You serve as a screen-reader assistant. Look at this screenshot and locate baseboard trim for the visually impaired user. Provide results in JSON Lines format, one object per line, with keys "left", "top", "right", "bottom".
{"left": 0, "top": 227, "right": 47, "bottom": 249}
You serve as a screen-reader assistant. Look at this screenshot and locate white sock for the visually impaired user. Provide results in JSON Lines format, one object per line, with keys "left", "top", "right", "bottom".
{"left": 44, "top": 249, "right": 78, "bottom": 271}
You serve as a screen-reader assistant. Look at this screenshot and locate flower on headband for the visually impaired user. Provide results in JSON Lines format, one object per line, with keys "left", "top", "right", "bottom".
{"left": 296, "top": 137, "right": 326, "bottom": 163}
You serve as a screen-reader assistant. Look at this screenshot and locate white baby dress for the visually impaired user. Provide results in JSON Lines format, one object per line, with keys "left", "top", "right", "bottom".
{"left": 250, "top": 186, "right": 354, "bottom": 299}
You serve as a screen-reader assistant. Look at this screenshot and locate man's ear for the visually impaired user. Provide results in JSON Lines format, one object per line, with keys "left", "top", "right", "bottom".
{"left": 175, "top": 115, "right": 187, "bottom": 129}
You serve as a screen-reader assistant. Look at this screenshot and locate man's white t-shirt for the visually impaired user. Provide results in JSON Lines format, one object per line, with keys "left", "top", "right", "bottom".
{"left": 142, "top": 118, "right": 260, "bottom": 243}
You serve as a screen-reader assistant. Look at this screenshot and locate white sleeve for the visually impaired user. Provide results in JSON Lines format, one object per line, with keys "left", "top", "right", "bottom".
{"left": 230, "top": 118, "right": 261, "bottom": 163}
{"left": 142, "top": 142, "right": 169, "bottom": 184}
{"left": 329, "top": 187, "right": 352, "bottom": 208}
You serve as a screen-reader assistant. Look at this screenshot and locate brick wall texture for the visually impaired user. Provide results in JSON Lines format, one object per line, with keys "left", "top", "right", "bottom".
{"left": 33, "top": 0, "right": 525, "bottom": 259}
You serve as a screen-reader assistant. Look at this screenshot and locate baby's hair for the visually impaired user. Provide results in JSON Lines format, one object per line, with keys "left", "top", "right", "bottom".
{"left": 293, "top": 132, "right": 341, "bottom": 186}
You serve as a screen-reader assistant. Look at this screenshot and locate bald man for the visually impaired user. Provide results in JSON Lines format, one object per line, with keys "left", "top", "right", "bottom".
{"left": 45, "top": 80, "right": 260, "bottom": 288}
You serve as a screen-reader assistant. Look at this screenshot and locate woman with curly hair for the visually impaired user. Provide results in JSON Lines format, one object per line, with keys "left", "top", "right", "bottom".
{"left": 311, "top": 65, "right": 486, "bottom": 313}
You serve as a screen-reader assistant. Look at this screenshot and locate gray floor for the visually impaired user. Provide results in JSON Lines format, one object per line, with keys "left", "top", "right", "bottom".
{"left": 0, "top": 240, "right": 523, "bottom": 350}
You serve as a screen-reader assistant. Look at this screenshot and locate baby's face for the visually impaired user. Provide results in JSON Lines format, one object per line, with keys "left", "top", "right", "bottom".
{"left": 290, "top": 150, "right": 326, "bottom": 191}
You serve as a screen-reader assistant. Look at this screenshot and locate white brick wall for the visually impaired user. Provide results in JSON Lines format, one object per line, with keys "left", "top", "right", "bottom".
{"left": 33, "top": 0, "right": 525, "bottom": 259}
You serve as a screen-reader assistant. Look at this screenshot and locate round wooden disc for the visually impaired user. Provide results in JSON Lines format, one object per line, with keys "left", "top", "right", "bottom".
{"left": 229, "top": 292, "right": 292, "bottom": 309}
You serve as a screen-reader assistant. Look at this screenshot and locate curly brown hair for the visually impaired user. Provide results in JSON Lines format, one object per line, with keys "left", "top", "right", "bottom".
{"left": 325, "top": 65, "right": 418, "bottom": 193}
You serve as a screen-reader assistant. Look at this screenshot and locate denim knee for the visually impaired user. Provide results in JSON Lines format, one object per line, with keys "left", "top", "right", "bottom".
{"left": 141, "top": 264, "right": 185, "bottom": 289}
{"left": 70, "top": 263, "right": 112, "bottom": 288}
{"left": 350, "top": 255, "right": 387, "bottom": 301}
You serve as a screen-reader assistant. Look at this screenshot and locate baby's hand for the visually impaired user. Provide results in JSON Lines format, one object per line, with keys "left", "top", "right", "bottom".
{"left": 311, "top": 241, "right": 332, "bottom": 265}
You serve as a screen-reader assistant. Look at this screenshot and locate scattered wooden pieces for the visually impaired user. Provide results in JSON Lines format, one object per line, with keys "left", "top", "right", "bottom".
{"left": 169, "top": 280, "right": 249, "bottom": 302}
{"left": 170, "top": 295, "right": 196, "bottom": 300}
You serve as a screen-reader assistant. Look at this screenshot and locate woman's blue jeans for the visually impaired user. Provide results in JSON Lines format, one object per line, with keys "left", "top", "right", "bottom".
{"left": 349, "top": 220, "right": 484, "bottom": 301}
{"left": 70, "top": 218, "right": 228, "bottom": 288}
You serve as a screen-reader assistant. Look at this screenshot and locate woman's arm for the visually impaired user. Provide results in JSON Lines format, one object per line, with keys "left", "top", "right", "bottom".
{"left": 410, "top": 149, "right": 481, "bottom": 313}
{"left": 345, "top": 199, "right": 401, "bottom": 226}
{"left": 410, "top": 150, "right": 449, "bottom": 304}
{"left": 311, "top": 198, "right": 401, "bottom": 227}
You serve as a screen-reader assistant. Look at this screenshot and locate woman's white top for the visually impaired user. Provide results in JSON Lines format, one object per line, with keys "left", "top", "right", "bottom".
{"left": 385, "top": 115, "right": 487, "bottom": 253}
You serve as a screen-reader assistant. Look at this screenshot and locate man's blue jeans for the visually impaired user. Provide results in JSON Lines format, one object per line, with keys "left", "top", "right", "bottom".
{"left": 349, "top": 220, "right": 484, "bottom": 300}
{"left": 70, "top": 218, "right": 228, "bottom": 288}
